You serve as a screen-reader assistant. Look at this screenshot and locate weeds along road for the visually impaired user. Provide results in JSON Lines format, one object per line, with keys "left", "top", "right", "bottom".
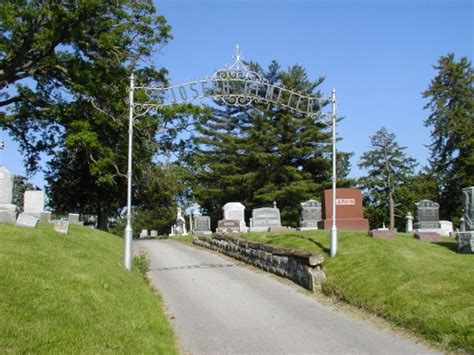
{"left": 135, "top": 239, "right": 440, "bottom": 355}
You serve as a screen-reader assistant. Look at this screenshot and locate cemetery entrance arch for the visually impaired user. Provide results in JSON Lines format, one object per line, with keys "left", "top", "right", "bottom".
{"left": 124, "top": 46, "right": 339, "bottom": 270}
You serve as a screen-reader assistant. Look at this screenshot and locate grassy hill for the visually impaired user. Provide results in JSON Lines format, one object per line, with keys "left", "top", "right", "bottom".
{"left": 235, "top": 230, "right": 474, "bottom": 353}
{"left": 0, "top": 222, "right": 177, "bottom": 354}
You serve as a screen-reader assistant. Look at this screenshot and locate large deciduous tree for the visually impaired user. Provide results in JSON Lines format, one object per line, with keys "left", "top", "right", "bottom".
{"left": 358, "top": 127, "right": 418, "bottom": 230}
{"left": 0, "top": 1, "right": 174, "bottom": 229}
{"left": 422, "top": 53, "right": 474, "bottom": 219}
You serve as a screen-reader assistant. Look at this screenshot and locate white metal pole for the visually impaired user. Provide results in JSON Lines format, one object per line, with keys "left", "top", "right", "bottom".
{"left": 124, "top": 73, "right": 135, "bottom": 271}
{"left": 330, "top": 89, "right": 337, "bottom": 257}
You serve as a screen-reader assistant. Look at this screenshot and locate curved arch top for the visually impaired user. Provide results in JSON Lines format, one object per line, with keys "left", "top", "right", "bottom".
{"left": 132, "top": 45, "right": 331, "bottom": 119}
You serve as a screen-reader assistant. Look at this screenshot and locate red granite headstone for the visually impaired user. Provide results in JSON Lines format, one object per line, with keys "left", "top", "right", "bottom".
{"left": 320, "top": 188, "right": 369, "bottom": 231}
{"left": 217, "top": 219, "right": 240, "bottom": 233}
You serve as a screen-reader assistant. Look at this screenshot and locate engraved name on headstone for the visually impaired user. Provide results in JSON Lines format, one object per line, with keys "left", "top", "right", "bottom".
{"left": 414, "top": 200, "right": 440, "bottom": 229}
{"left": 0, "top": 167, "right": 13, "bottom": 205}
{"left": 16, "top": 213, "right": 38, "bottom": 228}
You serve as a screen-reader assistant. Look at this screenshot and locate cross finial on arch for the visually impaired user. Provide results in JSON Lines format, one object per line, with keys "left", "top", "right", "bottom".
{"left": 233, "top": 44, "right": 243, "bottom": 63}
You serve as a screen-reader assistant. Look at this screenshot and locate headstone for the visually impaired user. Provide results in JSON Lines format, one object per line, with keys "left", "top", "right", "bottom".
{"left": 414, "top": 200, "right": 440, "bottom": 229}
{"left": 300, "top": 199, "right": 322, "bottom": 230}
{"left": 368, "top": 230, "right": 396, "bottom": 239}
{"left": 170, "top": 207, "right": 188, "bottom": 236}
{"left": 53, "top": 220, "right": 69, "bottom": 234}
{"left": 0, "top": 167, "right": 16, "bottom": 225}
{"left": 16, "top": 213, "right": 38, "bottom": 228}
{"left": 0, "top": 166, "right": 13, "bottom": 205}
{"left": 268, "top": 226, "right": 289, "bottom": 233}
{"left": 250, "top": 203, "right": 281, "bottom": 232}
{"left": 140, "top": 229, "right": 148, "bottom": 238}
{"left": 439, "top": 220, "right": 453, "bottom": 236}
{"left": 0, "top": 204, "right": 16, "bottom": 224}
{"left": 150, "top": 230, "right": 158, "bottom": 237}
{"left": 414, "top": 231, "right": 442, "bottom": 243}
{"left": 194, "top": 215, "right": 212, "bottom": 234}
{"left": 457, "top": 187, "right": 474, "bottom": 253}
{"left": 68, "top": 213, "right": 80, "bottom": 224}
{"left": 40, "top": 211, "right": 52, "bottom": 223}
{"left": 217, "top": 219, "right": 240, "bottom": 233}
{"left": 222, "top": 202, "right": 247, "bottom": 231}
{"left": 23, "top": 190, "right": 45, "bottom": 218}
{"left": 321, "top": 188, "right": 369, "bottom": 231}
{"left": 405, "top": 212, "right": 414, "bottom": 232}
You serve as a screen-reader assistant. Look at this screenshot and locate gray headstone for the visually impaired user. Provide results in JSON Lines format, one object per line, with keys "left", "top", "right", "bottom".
{"left": 140, "top": 229, "right": 148, "bottom": 238}
{"left": 0, "top": 204, "right": 16, "bottom": 224}
{"left": 40, "top": 211, "right": 52, "bottom": 223}
{"left": 251, "top": 207, "right": 281, "bottom": 231}
{"left": 150, "top": 230, "right": 158, "bottom": 237}
{"left": 194, "top": 215, "right": 211, "bottom": 232}
{"left": 300, "top": 199, "right": 322, "bottom": 229}
{"left": 0, "top": 167, "right": 13, "bottom": 205}
{"left": 68, "top": 213, "right": 80, "bottom": 224}
{"left": 217, "top": 219, "right": 240, "bottom": 233}
{"left": 462, "top": 187, "right": 474, "bottom": 231}
{"left": 414, "top": 200, "right": 440, "bottom": 229}
{"left": 54, "top": 220, "right": 69, "bottom": 234}
{"left": 24, "top": 190, "right": 45, "bottom": 217}
{"left": 16, "top": 213, "right": 38, "bottom": 228}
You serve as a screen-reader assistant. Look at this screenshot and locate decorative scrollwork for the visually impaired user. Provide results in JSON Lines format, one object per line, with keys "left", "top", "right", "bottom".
{"left": 130, "top": 45, "right": 333, "bottom": 121}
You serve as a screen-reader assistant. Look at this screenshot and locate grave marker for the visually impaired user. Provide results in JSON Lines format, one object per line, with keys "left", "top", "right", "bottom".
{"left": 300, "top": 199, "right": 322, "bottom": 230}
{"left": 54, "top": 220, "right": 69, "bottom": 234}
{"left": 23, "top": 190, "right": 45, "bottom": 218}
{"left": 16, "top": 213, "right": 38, "bottom": 228}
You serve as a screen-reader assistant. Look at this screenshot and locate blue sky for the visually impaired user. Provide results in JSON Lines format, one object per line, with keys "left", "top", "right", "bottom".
{"left": 0, "top": 0, "right": 472, "bottom": 188}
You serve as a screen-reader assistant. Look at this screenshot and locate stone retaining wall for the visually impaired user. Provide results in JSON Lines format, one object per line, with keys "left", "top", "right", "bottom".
{"left": 193, "top": 234, "right": 326, "bottom": 291}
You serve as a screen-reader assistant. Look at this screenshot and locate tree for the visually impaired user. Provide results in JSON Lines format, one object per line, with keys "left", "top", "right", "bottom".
{"left": 188, "top": 61, "right": 351, "bottom": 227}
{"left": 422, "top": 53, "right": 474, "bottom": 219}
{"left": 1, "top": 1, "right": 177, "bottom": 229}
{"left": 358, "top": 127, "right": 418, "bottom": 230}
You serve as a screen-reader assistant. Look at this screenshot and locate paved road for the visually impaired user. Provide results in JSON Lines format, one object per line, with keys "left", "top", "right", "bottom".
{"left": 135, "top": 239, "right": 440, "bottom": 355}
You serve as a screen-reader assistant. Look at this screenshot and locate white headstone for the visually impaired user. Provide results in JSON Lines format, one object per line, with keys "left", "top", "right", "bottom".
{"left": 40, "top": 211, "right": 52, "bottom": 223}
{"left": 54, "top": 220, "right": 69, "bottom": 234}
{"left": 16, "top": 213, "right": 38, "bottom": 228}
{"left": 24, "top": 190, "right": 45, "bottom": 217}
{"left": 68, "top": 213, "right": 80, "bottom": 224}
{"left": 0, "top": 204, "right": 16, "bottom": 224}
{"left": 222, "top": 202, "right": 247, "bottom": 231}
{"left": 0, "top": 167, "right": 13, "bottom": 205}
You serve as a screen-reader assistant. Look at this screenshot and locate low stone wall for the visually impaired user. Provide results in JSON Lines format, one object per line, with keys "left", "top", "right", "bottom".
{"left": 193, "top": 234, "right": 326, "bottom": 291}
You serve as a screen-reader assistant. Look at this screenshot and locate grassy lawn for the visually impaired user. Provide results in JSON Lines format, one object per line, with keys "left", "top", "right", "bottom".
{"left": 0, "top": 222, "right": 178, "bottom": 354}
{"left": 232, "top": 230, "right": 473, "bottom": 353}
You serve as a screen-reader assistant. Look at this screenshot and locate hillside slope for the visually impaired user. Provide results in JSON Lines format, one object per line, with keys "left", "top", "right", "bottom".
{"left": 0, "top": 223, "right": 177, "bottom": 353}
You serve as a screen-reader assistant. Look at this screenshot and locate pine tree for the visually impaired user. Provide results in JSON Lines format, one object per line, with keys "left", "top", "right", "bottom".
{"left": 358, "top": 127, "right": 418, "bottom": 230}
{"left": 422, "top": 53, "right": 474, "bottom": 219}
{"left": 189, "top": 61, "right": 348, "bottom": 227}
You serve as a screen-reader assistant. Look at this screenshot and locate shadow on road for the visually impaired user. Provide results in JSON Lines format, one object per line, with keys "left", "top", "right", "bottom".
{"left": 150, "top": 263, "right": 234, "bottom": 272}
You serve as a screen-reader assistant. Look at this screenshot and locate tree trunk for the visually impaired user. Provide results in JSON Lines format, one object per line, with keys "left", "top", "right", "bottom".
{"left": 97, "top": 206, "right": 109, "bottom": 230}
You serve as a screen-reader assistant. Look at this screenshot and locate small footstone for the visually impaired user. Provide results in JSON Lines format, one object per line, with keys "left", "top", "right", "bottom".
{"left": 414, "top": 231, "right": 442, "bottom": 242}
{"left": 368, "top": 230, "right": 396, "bottom": 239}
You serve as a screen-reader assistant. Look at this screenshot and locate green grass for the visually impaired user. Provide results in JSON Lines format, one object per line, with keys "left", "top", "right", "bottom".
{"left": 234, "top": 230, "right": 473, "bottom": 352}
{"left": 0, "top": 222, "right": 178, "bottom": 354}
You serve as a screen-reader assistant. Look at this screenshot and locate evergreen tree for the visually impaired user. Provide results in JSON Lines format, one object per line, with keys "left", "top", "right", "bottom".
{"left": 422, "top": 53, "right": 474, "bottom": 219}
{"left": 189, "top": 61, "right": 349, "bottom": 227}
{"left": 358, "top": 127, "right": 418, "bottom": 230}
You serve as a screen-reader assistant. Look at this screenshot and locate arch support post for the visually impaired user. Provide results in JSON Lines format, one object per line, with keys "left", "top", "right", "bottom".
{"left": 330, "top": 89, "right": 338, "bottom": 257}
{"left": 124, "top": 73, "right": 135, "bottom": 271}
